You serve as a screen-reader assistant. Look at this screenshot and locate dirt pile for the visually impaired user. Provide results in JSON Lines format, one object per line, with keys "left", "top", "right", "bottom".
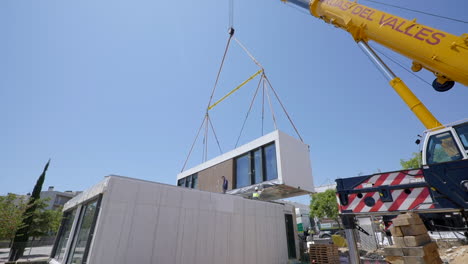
{"left": 439, "top": 245, "right": 468, "bottom": 264}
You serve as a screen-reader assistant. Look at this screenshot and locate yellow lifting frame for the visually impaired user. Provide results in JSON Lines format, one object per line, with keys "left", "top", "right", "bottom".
{"left": 208, "top": 69, "right": 264, "bottom": 110}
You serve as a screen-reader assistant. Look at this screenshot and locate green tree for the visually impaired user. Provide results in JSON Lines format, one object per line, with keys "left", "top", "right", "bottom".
{"left": 309, "top": 189, "right": 340, "bottom": 227}
{"left": 400, "top": 152, "right": 422, "bottom": 169}
{"left": 29, "top": 201, "right": 63, "bottom": 238}
{"left": 9, "top": 160, "right": 50, "bottom": 261}
{"left": 0, "top": 194, "right": 28, "bottom": 241}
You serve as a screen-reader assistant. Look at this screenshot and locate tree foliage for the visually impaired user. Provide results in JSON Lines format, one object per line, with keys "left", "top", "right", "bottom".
{"left": 29, "top": 201, "right": 63, "bottom": 238}
{"left": 0, "top": 194, "right": 28, "bottom": 240}
{"left": 10, "top": 160, "right": 49, "bottom": 261}
{"left": 309, "top": 189, "right": 340, "bottom": 226}
{"left": 0, "top": 195, "right": 62, "bottom": 241}
{"left": 400, "top": 152, "right": 422, "bottom": 169}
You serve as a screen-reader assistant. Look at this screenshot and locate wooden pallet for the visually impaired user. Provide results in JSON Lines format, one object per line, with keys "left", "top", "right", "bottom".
{"left": 309, "top": 244, "right": 340, "bottom": 264}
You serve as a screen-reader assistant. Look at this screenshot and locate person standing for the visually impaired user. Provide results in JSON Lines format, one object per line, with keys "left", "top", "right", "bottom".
{"left": 221, "top": 176, "right": 228, "bottom": 194}
{"left": 379, "top": 220, "right": 393, "bottom": 245}
{"left": 252, "top": 187, "right": 261, "bottom": 199}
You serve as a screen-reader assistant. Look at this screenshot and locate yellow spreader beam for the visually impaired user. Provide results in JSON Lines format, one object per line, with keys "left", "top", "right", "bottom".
{"left": 208, "top": 69, "right": 263, "bottom": 110}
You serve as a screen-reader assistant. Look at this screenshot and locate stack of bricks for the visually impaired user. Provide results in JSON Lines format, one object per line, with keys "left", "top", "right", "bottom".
{"left": 383, "top": 213, "right": 442, "bottom": 264}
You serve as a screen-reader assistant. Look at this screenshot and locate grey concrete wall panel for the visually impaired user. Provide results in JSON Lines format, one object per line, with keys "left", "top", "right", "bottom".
{"left": 52, "top": 176, "right": 292, "bottom": 264}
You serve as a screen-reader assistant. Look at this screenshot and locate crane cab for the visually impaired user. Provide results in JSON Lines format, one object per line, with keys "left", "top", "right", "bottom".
{"left": 422, "top": 121, "right": 468, "bottom": 166}
{"left": 421, "top": 121, "right": 468, "bottom": 209}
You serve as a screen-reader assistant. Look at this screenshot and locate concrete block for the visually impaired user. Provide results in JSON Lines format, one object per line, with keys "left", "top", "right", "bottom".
{"left": 404, "top": 233, "right": 431, "bottom": 247}
{"left": 383, "top": 246, "right": 404, "bottom": 256}
{"left": 394, "top": 236, "right": 406, "bottom": 247}
{"left": 386, "top": 256, "right": 404, "bottom": 264}
{"left": 390, "top": 226, "right": 404, "bottom": 237}
{"left": 402, "top": 242, "right": 438, "bottom": 257}
{"left": 400, "top": 224, "right": 427, "bottom": 236}
{"left": 403, "top": 256, "right": 429, "bottom": 264}
{"left": 393, "top": 213, "right": 423, "bottom": 226}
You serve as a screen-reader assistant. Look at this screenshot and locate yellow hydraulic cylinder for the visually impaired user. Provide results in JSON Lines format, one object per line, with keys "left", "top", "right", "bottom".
{"left": 389, "top": 77, "right": 442, "bottom": 129}
{"left": 357, "top": 41, "right": 443, "bottom": 130}
{"left": 284, "top": 0, "right": 468, "bottom": 87}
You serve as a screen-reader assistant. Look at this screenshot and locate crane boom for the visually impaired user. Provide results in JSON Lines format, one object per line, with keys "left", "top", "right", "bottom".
{"left": 283, "top": 0, "right": 468, "bottom": 90}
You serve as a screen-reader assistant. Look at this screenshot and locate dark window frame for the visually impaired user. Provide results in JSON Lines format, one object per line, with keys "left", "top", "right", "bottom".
{"left": 234, "top": 152, "right": 252, "bottom": 189}
{"left": 51, "top": 208, "right": 77, "bottom": 260}
{"left": 263, "top": 143, "right": 278, "bottom": 181}
{"left": 454, "top": 123, "right": 468, "bottom": 151}
{"left": 64, "top": 194, "right": 103, "bottom": 264}
{"left": 178, "top": 173, "right": 198, "bottom": 189}
{"left": 252, "top": 147, "right": 264, "bottom": 184}
{"left": 427, "top": 131, "right": 463, "bottom": 164}
{"left": 191, "top": 173, "right": 198, "bottom": 189}
{"left": 234, "top": 142, "right": 277, "bottom": 189}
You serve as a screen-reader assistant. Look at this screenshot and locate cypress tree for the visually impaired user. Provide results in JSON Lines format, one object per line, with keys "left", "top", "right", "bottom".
{"left": 9, "top": 160, "right": 50, "bottom": 261}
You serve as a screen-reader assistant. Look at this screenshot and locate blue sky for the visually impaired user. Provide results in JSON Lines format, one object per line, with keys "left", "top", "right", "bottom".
{"left": 1, "top": 0, "right": 467, "bottom": 205}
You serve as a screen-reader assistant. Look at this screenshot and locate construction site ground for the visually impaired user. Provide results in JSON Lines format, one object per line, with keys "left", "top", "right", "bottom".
{"left": 438, "top": 244, "right": 468, "bottom": 264}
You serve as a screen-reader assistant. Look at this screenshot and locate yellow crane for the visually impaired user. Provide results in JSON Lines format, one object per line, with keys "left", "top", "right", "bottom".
{"left": 278, "top": 3, "right": 468, "bottom": 261}
{"left": 281, "top": 0, "right": 468, "bottom": 130}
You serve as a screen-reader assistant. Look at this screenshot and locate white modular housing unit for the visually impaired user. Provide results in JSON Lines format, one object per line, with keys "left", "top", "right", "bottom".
{"left": 177, "top": 130, "right": 314, "bottom": 200}
{"left": 49, "top": 176, "right": 299, "bottom": 264}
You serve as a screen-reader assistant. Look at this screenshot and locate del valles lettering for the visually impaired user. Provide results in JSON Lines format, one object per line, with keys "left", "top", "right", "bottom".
{"left": 319, "top": 0, "right": 446, "bottom": 45}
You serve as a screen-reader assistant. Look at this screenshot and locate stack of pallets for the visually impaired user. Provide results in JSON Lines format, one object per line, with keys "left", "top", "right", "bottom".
{"left": 308, "top": 244, "right": 340, "bottom": 263}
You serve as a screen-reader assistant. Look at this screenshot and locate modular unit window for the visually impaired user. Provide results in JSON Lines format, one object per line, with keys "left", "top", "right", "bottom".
{"left": 178, "top": 173, "right": 198, "bottom": 189}
{"left": 192, "top": 174, "right": 198, "bottom": 189}
{"left": 234, "top": 143, "right": 278, "bottom": 188}
{"left": 236, "top": 153, "right": 251, "bottom": 188}
{"left": 67, "top": 197, "right": 101, "bottom": 264}
{"left": 52, "top": 208, "right": 77, "bottom": 262}
{"left": 264, "top": 143, "right": 278, "bottom": 181}
{"left": 177, "top": 178, "right": 185, "bottom": 187}
{"left": 253, "top": 149, "right": 263, "bottom": 184}
{"left": 185, "top": 175, "right": 192, "bottom": 188}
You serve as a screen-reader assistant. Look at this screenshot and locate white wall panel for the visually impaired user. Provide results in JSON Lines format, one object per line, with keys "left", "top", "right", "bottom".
{"left": 108, "top": 177, "right": 138, "bottom": 203}
{"left": 125, "top": 204, "right": 158, "bottom": 264}
{"left": 114, "top": 202, "right": 134, "bottom": 264}
{"left": 153, "top": 206, "right": 180, "bottom": 264}
{"left": 244, "top": 215, "right": 257, "bottom": 263}
{"left": 228, "top": 214, "right": 243, "bottom": 264}
{"left": 89, "top": 201, "right": 126, "bottom": 264}
{"left": 179, "top": 208, "right": 198, "bottom": 264}
{"left": 213, "top": 193, "right": 234, "bottom": 213}
{"left": 181, "top": 189, "right": 201, "bottom": 209}
{"left": 198, "top": 191, "right": 212, "bottom": 211}
{"left": 278, "top": 131, "right": 314, "bottom": 192}
{"left": 212, "top": 212, "right": 230, "bottom": 264}
{"left": 137, "top": 183, "right": 162, "bottom": 205}
{"left": 160, "top": 185, "right": 183, "bottom": 208}
{"left": 195, "top": 209, "right": 216, "bottom": 264}
{"left": 59, "top": 176, "right": 294, "bottom": 264}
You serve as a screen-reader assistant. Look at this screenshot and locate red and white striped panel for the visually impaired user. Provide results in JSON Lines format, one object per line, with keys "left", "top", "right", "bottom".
{"left": 354, "top": 169, "right": 424, "bottom": 189}
{"left": 338, "top": 170, "right": 435, "bottom": 213}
